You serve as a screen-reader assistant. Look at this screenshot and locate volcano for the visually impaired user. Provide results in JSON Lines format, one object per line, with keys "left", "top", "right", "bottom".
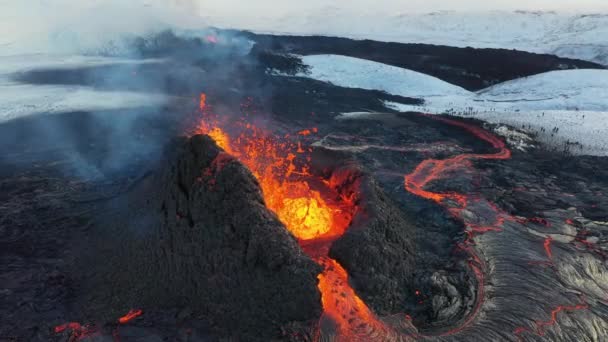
{"left": 1, "top": 31, "right": 607, "bottom": 342}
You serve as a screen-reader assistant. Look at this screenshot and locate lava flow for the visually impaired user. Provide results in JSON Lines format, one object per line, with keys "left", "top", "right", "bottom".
{"left": 404, "top": 115, "right": 512, "bottom": 336}
{"left": 196, "top": 95, "right": 391, "bottom": 340}
{"left": 196, "top": 95, "right": 353, "bottom": 241}
{"left": 53, "top": 308, "right": 143, "bottom": 341}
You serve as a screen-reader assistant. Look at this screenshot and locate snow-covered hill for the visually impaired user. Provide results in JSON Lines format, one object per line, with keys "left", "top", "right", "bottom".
{"left": 297, "top": 55, "right": 470, "bottom": 97}
{"left": 477, "top": 69, "right": 608, "bottom": 111}
{"left": 206, "top": 10, "right": 608, "bottom": 66}
{"left": 292, "top": 54, "right": 608, "bottom": 156}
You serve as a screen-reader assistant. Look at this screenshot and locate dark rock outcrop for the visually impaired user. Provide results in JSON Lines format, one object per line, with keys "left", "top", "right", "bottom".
{"left": 330, "top": 169, "right": 416, "bottom": 316}
{"left": 76, "top": 135, "right": 322, "bottom": 340}
{"left": 311, "top": 149, "right": 417, "bottom": 316}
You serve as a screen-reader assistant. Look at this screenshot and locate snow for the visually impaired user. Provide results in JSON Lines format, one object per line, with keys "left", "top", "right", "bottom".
{"left": 2, "top": 5, "right": 607, "bottom": 65}
{"left": 0, "top": 54, "right": 163, "bottom": 75}
{"left": 0, "top": 55, "right": 168, "bottom": 123}
{"left": 297, "top": 55, "right": 470, "bottom": 98}
{"left": 477, "top": 69, "right": 608, "bottom": 111}
{"left": 294, "top": 54, "right": 608, "bottom": 156}
{"left": 492, "top": 125, "right": 536, "bottom": 152}
{"left": 0, "top": 83, "right": 168, "bottom": 123}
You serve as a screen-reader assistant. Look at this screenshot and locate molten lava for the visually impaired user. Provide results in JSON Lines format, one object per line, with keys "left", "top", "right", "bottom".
{"left": 195, "top": 102, "right": 351, "bottom": 241}
{"left": 403, "top": 115, "right": 513, "bottom": 336}
{"left": 54, "top": 308, "right": 143, "bottom": 341}
{"left": 316, "top": 258, "right": 391, "bottom": 340}
{"left": 118, "top": 309, "right": 143, "bottom": 324}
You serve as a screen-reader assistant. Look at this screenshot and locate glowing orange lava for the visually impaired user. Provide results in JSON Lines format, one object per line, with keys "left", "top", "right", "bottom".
{"left": 195, "top": 100, "right": 350, "bottom": 241}
{"left": 403, "top": 115, "right": 512, "bottom": 336}
{"left": 317, "top": 258, "right": 392, "bottom": 340}
{"left": 54, "top": 308, "right": 142, "bottom": 341}
{"left": 514, "top": 299, "right": 589, "bottom": 340}
{"left": 118, "top": 309, "right": 143, "bottom": 324}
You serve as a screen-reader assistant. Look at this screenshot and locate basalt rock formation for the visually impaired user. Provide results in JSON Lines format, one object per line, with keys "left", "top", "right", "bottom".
{"left": 75, "top": 135, "right": 322, "bottom": 340}
{"left": 311, "top": 149, "right": 417, "bottom": 316}
{"left": 330, "top": 168, "right": 417, "bottom": 316}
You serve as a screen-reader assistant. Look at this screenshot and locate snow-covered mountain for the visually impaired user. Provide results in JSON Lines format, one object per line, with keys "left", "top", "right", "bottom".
{"left": 293, "top": 54, "right": 608, "bottom": 156}
{"left": 206, "top": 10, "right": 608, "bottom": 66}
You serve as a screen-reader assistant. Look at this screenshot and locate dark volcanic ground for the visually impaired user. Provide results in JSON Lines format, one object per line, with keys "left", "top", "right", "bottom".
{"left": 1, "top": 32, "right": 607, "bottom": 341}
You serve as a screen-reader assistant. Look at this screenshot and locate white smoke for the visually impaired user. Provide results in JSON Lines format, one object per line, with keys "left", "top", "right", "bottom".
{"left": 0, "top": 0, "right": 204, "bottom": 56}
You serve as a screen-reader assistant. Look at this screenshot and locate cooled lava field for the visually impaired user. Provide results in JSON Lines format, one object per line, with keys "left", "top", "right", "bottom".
{"left": 1, "top": 31, "right": 607, "bottom": 342}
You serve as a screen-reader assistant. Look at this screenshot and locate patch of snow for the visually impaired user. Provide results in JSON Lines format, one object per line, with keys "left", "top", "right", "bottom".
{"left": 477, "top": 69, "right": 608, "bottom": 112}
{"left": 0, "top": 55, "right": 164, "bottom": 76}
{"left": 0, "top": 55, "right": 168, "bottom": 123}
{"left": 492, "top": 125, "right": 536, "bottom": 152}
{"left": 297, "top": 55, "right": 470, "bottom": 97}
{"left": 0, "top": 83, "right": 168, "bottom": 123}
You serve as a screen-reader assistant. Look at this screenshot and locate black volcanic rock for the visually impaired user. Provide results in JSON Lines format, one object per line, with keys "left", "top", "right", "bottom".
{"left": 76, "top": 135, "right": 322, "bottom": 340}
{"left": 310, "top": 149, "right": 416, "bottom": 316}
{"left": 329, "top": 168, "right": 416, "bottom": 316}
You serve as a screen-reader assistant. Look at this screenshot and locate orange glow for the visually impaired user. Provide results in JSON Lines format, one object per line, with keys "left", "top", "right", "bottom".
{"left": 195, "top": 94, "right": 397, "bottom": 339}
{"left": 514, "top": 300, "right": 589, "bottom": 338}
{"left": 317, "top": 258, "right": 390, "bottom": 340}
{"left": 118, "top": 309, "right": 143, "bottom": 324}
{"left": 205, "top": 35, "right": 219, "bottom": 44}
{"left": 53, "top": 322, "right": 96, "bottom": 341}
{"left": 403, "top": 115, "right": 514, "bottom": 337}
{"left": 543, "top": 237, "right": 553, "bottom": 260}
{"left": 54, "top": 322, "right": 83, "bottom": 334}
{"left": 195, "top": 96, "right": 351, "bottom": 241}
{"left": 199, "top": 93, "right": 207, "bottom": 111}
{"left": 207, "top": 127, "right": 233, "bottom": 154}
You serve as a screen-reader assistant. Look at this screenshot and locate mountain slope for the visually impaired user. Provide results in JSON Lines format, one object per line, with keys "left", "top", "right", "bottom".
{"left": 478, "top": 69, "right": 608, "bottom": 111}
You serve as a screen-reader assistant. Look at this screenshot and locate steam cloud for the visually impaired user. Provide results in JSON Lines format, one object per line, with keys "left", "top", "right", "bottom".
{"left": 0, "top": 0, "right": 203, "bottom": 56}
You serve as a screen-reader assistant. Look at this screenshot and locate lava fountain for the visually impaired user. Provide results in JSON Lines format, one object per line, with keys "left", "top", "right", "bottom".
{"left": 196, "top": 94, "right": 354, "bottom": 242}
{"left": 196, "top": 95, "right": 392, "bottom": 340}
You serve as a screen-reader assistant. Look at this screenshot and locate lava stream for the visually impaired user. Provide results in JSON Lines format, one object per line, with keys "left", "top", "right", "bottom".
{"left": 403, "top": 116, "right": 512, "bottom": 336}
